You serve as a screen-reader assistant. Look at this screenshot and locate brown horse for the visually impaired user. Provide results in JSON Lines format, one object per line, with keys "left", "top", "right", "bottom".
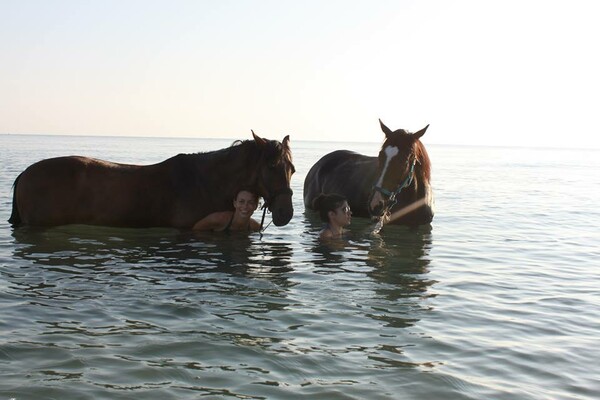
{"left": 303, "top": 120, "right": 433, "bottom": 226}
{"left": 9, "top": 132, "right": 295, "bottom": 228}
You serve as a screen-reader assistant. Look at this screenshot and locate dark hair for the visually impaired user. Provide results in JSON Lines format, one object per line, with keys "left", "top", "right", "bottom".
{"left": 234, "top": 186, "right": 259, "bottom": 202}
{"left": 312, "top": 193, "right": 347, "bottom": 222}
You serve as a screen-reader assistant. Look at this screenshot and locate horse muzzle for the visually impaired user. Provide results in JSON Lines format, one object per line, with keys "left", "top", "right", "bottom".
{"left": 268, "top": 188, "right": 294, "bottom": 226}
{"left": 368, "top": 190, "right": 389, "bottom": 218}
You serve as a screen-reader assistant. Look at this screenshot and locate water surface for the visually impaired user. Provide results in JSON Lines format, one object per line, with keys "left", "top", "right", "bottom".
{"left": 1, "top": 134, "right": 599, "bottom": 399}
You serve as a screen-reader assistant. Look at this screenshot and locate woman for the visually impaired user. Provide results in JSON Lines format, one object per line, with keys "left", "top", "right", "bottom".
{"left": 192, "top": 188, "right": 261, "bottom": 232}
{"left": 312, "top": 193, "right": 352, "bottom": 240}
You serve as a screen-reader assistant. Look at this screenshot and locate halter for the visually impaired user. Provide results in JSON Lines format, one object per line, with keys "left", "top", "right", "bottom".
{"left": 372, "top": 156, "right": 417, "bottom": 205}
{"left": 247, "top": 141, "right": 293, "bottom": 237}
{"left": 369, "top": 157, "right": 417, "bottom": 234}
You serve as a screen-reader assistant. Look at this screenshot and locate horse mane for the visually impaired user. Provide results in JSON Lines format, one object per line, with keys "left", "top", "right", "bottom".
{"left": 414, "top": 140, "right": 431, "bottom": 183}
{"left": 180, "top": 138, "right": 293, "bottom": 179}
{"left": 229, "top": 138, "right": 293, "bottom": 167}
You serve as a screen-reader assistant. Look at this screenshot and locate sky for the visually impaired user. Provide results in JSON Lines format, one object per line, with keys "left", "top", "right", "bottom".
{"left": 1, "top": 0, "right": 599, "bottom": 148}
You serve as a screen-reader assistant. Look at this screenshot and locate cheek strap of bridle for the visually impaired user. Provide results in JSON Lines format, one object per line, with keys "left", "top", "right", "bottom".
{"left": 372, "top": 159, "right": 417, "bottom": 202}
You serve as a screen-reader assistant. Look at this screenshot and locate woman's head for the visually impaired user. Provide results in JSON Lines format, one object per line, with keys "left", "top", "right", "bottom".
{"left": 312, "top": 193, "right": 352, "bottom": 225}
{"left": 233, "top": 188, "right": 259, "bottom": 217}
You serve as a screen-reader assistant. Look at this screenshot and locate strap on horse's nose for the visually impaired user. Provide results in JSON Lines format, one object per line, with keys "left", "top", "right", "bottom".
{"left": 373, "top": 161, "right": 416, "bottom": 200}
{"left": 373, "top": 185, "right": 394, "bottom": 198}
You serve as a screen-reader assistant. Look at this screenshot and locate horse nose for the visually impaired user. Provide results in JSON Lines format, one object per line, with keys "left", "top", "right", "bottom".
{"left": 370, "top": 202, "right": 384, "bottom": 217}
{"left": 272, "top": 206, "right": 293, "bottom": 226}
{"left": 269, "top": 191, "right": 294, "bottom": 226}
{"left": 369, "top": 192, "right": 385, "bottom": 217}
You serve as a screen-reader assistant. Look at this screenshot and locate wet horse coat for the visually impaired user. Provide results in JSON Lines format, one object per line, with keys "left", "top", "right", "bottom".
{"left": 303, "top": 120, "right": 433, "bottom": 226}
{"left": 9, "top": 132, "right": 295, "bottom": 228}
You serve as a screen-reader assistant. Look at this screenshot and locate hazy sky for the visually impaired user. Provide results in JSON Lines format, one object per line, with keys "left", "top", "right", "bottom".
{"left": 2, "top": 0, "right": 599, "bottom": 148}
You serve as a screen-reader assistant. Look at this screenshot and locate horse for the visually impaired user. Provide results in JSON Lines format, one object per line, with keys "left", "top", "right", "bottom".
{"left": 303, "top": 119, "right": 433, "bottom": 227}
{"left": 9, "top": 131, "right": 295, "bottom": 229}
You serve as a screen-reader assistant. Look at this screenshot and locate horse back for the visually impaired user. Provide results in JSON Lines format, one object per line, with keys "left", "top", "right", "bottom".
{"left": 303, "top": 150, "right": 377, "bottom": 216}
{"left": 13, "top": 156, "right": 175, "bottom": 227}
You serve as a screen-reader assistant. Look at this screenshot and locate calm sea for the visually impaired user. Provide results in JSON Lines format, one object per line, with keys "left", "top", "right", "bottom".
{"left": 1, "top": 134, "right": 599, "bottom": 400}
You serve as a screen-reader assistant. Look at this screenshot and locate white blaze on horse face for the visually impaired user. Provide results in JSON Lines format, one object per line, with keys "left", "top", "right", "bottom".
{"left": 375, "top": 146, "right": 399, "bottom": 187}
{"left": 370, "top": 145, "right": 399, "bottom": 211}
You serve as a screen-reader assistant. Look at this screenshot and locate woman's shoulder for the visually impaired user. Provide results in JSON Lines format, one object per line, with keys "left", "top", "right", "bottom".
{"left": 318, "top": 227, "right": 334, "bottom": 240}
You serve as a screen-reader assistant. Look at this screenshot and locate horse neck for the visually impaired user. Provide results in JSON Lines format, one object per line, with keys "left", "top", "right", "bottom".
{"left": 204, "top": 141, "right": 263, "bottom": 186}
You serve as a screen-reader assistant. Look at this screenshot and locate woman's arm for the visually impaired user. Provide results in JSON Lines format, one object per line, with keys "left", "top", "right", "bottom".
{"left": 192, "top": 212, "right": 229, "bottom": 231}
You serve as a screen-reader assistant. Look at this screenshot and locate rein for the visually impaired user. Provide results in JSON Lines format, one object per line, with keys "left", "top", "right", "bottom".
{"left": 259, "top": 204, "right": 270, "bottom": 238}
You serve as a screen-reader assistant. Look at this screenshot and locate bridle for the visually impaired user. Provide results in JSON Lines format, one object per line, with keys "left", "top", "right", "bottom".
{"left": 371, "top": 154, "right": 418, "bottom": 218}
{"left": 258, "top": 187, "right": 293, "bottom": 235}
{"left": 248, "top": 142, "right": 294, "bottom": 235}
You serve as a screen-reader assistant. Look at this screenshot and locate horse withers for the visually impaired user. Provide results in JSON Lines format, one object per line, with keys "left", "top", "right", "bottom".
{"left": 9, "top": 132, "right": 295, "bottom": 229}
{"left": 303, "top": 119, "right": 433, "bottom": 227}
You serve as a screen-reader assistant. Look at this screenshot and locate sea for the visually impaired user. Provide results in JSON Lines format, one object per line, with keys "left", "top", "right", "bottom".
{"left": 0, "top": 134, "right": 599, "bottom": 400}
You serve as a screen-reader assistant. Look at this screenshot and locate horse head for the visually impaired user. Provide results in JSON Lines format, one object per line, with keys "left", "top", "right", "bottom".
{"left": 251, "top": 131, "right": 295, "bottom": 226}
{"left": 368, "top": 119, "right": 430, "bottom": 219}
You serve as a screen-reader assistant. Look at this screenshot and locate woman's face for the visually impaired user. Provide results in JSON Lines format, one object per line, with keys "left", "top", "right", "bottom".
{"left": 329, "top": 201, "right": 352, "bottom": 227}
{"left": 234, "top": 191, "right": 258, "bottom": 218}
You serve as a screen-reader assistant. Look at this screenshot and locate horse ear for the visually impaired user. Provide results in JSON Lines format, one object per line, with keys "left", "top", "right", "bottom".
{"left": 252, "top": 130, "right": 267, "bottom": 147}
{"left": 282, "top": 135, "right": 290, "bottom": 148}
{"left": 413, "top": 124, "right": 430, "bottom": 140}
{"left": 379, "top": 119, "right": 393, "bottom": 138}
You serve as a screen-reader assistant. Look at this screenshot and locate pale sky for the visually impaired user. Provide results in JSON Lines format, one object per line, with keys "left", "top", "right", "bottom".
{"left": 2, "top": 0, "right": 599, "bottom": 148}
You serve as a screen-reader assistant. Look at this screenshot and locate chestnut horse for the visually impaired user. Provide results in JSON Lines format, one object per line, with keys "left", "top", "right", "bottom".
{"left": 9, "top": 132, "right": 295, "bottom": 228}
{"left": 303, "top": 120, "right": 433, "bottom": 226}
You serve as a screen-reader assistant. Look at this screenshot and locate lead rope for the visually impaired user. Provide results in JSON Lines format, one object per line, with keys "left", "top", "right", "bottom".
{"left": 259, "top": 202, "right": 271, "bottom": 239}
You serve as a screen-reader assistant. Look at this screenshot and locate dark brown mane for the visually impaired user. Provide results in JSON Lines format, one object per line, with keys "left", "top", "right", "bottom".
{"left": 224, "top": 138, "right": 293, "bottom": 169}
{"left": 191, "top": 139, "right": 258, "bottom": 164}
{"left": 414, "top": 140, "right": 431, "bottom": 183}
{"left": 263, "top": 139, "right": 293, "bottom": 166}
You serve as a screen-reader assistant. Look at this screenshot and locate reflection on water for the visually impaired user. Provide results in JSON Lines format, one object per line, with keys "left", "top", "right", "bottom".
{"left": 4, "top": 220, "right": 439, "bottom": 399}
{"left": 307, "top": 212, "right": 435, "bottom": 331}
{"left": 10, "top": 225, "right": 297, "bottom": 308}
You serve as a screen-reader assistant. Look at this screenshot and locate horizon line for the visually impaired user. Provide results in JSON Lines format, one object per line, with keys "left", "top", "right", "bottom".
{"left": 1, "top": 132, "right": 598, "bottom": 151}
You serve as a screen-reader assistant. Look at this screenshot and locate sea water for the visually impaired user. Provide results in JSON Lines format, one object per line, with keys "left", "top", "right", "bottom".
{"left": 1, "top": 134, "right": 599, "bottom": 399}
